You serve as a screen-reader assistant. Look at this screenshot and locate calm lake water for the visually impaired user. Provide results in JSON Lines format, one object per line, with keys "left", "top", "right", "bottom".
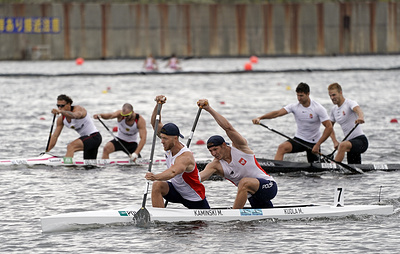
{"left": 0, "top": 56, "right": 399, "bottom": 253}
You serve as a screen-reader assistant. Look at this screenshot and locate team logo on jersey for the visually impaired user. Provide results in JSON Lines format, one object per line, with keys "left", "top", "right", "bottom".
{"left": 309, "top": 114, "right": 313, "bottom": 119}
{"left": 342, "top": 111, "right": 346, "bottom": 116}
{"left": 126, "top": 128, "right": 130, "bottom": 131}
{"left": 71, "top": 124, "right": 84, "bottom": 131}
{"left": 239, "top": 158, "right": 247, "bottom": 166}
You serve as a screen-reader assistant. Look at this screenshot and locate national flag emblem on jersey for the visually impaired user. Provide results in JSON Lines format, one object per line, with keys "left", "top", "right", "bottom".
{"left": 239, "top": 158, "right": 247, "bottom": 166}
{"left": 309, "top": 114, "right": 313, "bottom": 119}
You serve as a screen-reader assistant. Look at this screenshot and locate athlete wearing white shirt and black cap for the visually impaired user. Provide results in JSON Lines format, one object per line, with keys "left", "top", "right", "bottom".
{"left": 252, "top": 82, "right": 333, "bottom": 163}
{"left": 145, "top": 95, "right": 209, "bottom": 209}
{"left": 198, "top": 99, "right": 277, "bottom": 209}
{"left": 328, "top": 83, "right": 368, "bottom": 164}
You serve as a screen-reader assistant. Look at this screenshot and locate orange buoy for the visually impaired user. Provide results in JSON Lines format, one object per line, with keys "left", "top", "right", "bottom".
{"left": 390, "top": 118, "right": 398, "bottom": 123}
{"left": 250, "top": 55, "right": 258, "bottom": 63}
{"left": 244, "top": 62, "right": 252, "bottom": 71}
{"left": 196, "top": 140, "right": 205, "bottom": 145}
{"left": 76, "top": 57, "right": 84, "bottom": 65}
{"left": 113, "top": 126, "right": 118, "bottom": 132}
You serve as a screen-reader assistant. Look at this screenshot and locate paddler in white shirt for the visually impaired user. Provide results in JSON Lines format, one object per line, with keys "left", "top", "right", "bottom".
{"left": 165, "top": 53, "right": 182, "bottom": 70}
{"left": 197, "top": 99, "right": 277, "bottom": 209}
{"left": 93, "top": 103, "right": 147, "bottom": 161}
{"left": 47, "top": 94, "right": 102, "bottom": 161}
{"left": 252, "top": 82, "right": 333, "bottom": 163}
{"left": 142, "top": 54, "right": 158, "bottom": 71}
{"left": 328, "top": 82, "right": 368, "bottom": 164}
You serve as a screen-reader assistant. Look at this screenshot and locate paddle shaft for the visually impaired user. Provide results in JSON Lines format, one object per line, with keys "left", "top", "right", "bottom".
{"left": 97, "top": 118, "right": 132, "bottom": 158}
{"left": 259, "top": 123, "right": 363, "bottom": 174}
{"left": 45, "top": 114, "right": 57, "bottom": 152}
{"left": 328, "top": 123, "right": 360, "bottom": 157}
{"left": 186, "top": 108, "right": 202, "bottom": 147}
{"left": 142, "top": 103, "right": 162, "bottom": 208}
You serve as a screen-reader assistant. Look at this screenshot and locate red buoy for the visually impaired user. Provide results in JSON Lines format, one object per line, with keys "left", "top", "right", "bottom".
{"left": 244, "top": 62, "right": 252, "bottom": 71}
{"left": 76, "top": 57, "right": 84, "bottom": 65}
{"left": 390, "top": 118, "right": 398, "bottom": 123}
{"left": 250, "top": 55, "right": 258, "bottom": 63}
{"left": 196, "top": 140, "right": 205, "bottom": 145}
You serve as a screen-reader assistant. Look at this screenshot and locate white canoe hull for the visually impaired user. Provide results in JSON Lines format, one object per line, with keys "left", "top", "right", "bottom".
{"left": 0, "top": 153, "right": 165, "bottom": 167}
{"left": 41, "top": 204, "right": 393, "bottom": 233}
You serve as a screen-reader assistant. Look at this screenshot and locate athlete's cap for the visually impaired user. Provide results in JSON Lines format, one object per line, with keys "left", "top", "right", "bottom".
{"left": 207, "top": 135, "right": 226, "bottom": 149}
{"left": 160, "top": 123, "right": 184, "bottom": 138}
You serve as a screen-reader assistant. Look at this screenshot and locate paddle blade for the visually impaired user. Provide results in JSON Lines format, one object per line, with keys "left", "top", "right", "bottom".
{"left": 323, "top": 155, "right": 364, "bottom": 174}
{"left": 341, "top": 164, "right": 364, "bottom": 174}
{"left": 134, "top": 207, "right": 151, "bottom": 227}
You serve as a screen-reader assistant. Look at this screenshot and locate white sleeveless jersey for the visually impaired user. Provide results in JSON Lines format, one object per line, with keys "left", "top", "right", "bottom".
{"left": 329, "top": 99, "right": 364, "bottom": 140}
{"left": 284, "top": 99, "right": 330, "bottom": 143}
{"left": 145, "top": 58, "right": 154, "bottom": 69}
{"left": 117, "top": 116, "right": 139, "bottom": 143}
{"left": 63, "top": 112, "right": 98, "bottom": 136}
{"left": 169, "top": 58, "right": 178, "bottom": 68}
{"left": 166, "top": 145, "right": 206, "bottom": 201}
{"left": 220, "top": 146, "right": 274, "bottom": 187}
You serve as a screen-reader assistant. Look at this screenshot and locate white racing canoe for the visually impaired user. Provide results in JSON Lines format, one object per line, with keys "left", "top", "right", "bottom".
{"left": 40, "top": 188, "right": 394, "bottom": 233}
{"left": 0, "top": 153, "right": 166, "bottom": 167}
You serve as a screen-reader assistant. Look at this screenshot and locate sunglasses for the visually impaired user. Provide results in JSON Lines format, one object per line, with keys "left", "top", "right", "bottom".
{"left": 120, "top": 111, "right": 133, "bottom": 117}
{"left": 57, "top": 104, "right": 66, "bottom": 108}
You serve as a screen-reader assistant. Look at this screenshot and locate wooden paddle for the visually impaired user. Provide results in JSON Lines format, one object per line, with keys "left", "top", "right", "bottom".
{"left": 258, "top": 123, "right": 363, "bottom": 174}
{"left": 327, "top": 123, "right": 359, "bottom": 159}
{"left": 44, "top": 114, "right": 57, "bottom": 153}
{"left": 134, "top": 102, "right": 162, "bottom": 226}
{"left": 164, "top": 107, "right": 203, "bottom": 207}
{"left": 97, "top": 117, "right": 132, "bottom": 160}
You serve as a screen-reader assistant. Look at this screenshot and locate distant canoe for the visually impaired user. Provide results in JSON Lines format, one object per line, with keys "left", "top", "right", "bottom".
{"left": 196, "top": 158, "right": 400, "bottom": 174}
{"left": 0, "top": 153, "right": 165, "bottom": 167}
{"left": 2, "top": 154, "right": 398, "bottom": 174}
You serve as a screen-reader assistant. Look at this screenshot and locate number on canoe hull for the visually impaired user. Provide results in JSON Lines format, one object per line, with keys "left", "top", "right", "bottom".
{"left": 334, "top": 187, "right": 344, "bottom": 207}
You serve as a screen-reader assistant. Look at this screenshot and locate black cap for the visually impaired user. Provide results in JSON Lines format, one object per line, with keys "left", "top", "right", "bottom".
{"left": 160, "top": 123, "right": 184, "bottom": 138}
{"left": 207, "top": 135, "right": 226, "bottom": 149}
